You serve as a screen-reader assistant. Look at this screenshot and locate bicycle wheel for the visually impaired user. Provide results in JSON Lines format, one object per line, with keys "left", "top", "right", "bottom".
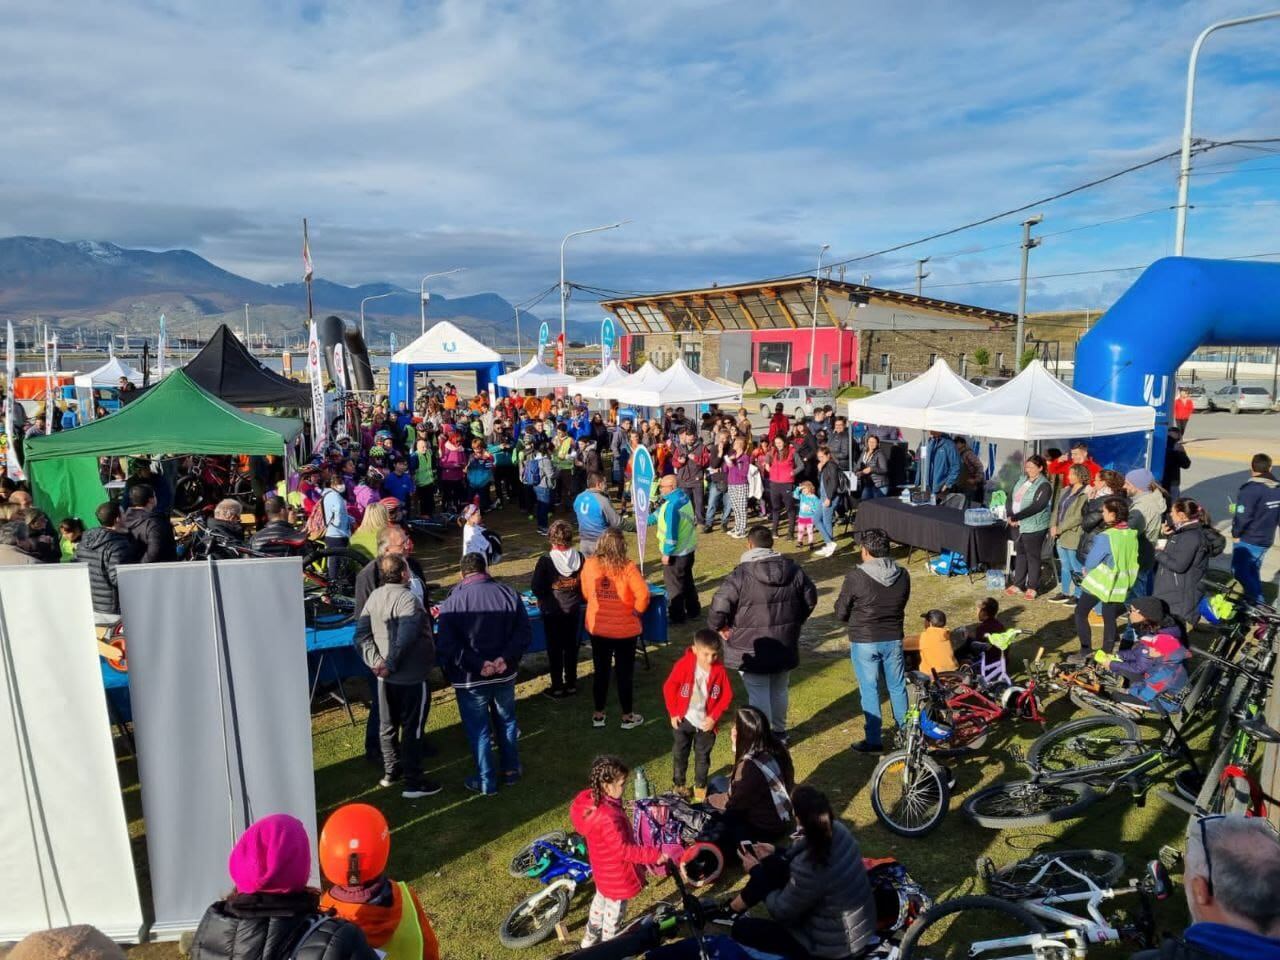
{"left": 173, "top": 476, "right": 204, "bottom": 512}
{"left": 1026, "top": 715, "right": 1142, "bottom": 773}
{"left": 230, "top": 473, "right": 258, "bottom": 508}
{"left": 508, "top": 832, "right": 568, "bottom": 877}
{"left": 304, "top": 550, "right": 365, "bottom": 623}
{"left": 964, "top": 781, "right": 1097, "bottom": 828}
{"left": 498, "top": 885, "right": 570, "bottom": 949}
{"left": 1179, "top": 659, "right": 1221, "bottom": 724}
{"left": 899, "top": 894, "right": 1047, "bottom": 960}
{"left": 991, "top": 849, "right": 1125, "bottom": 896}
{"left": 870, "top": 750, "right": 951, "bottom": 837}
{"left": 1215, "top": 774, "right": 1255, "bottom": 817}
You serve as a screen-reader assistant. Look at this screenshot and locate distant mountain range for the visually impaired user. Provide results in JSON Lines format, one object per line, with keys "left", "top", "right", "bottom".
{"left": 0, "top": 236, "right": 591, "bottom": 347}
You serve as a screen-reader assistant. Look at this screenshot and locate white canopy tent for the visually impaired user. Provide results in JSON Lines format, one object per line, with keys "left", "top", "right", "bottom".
{"left": 74, "top": 356, "right": 144, "bottom": 388}
{"left": 600, "top": 358, "right": 743, "bottom": 407}
{"left": 496, "top": 356, "right": 578, "bottom": 390}
{"left": 925, "top": 359, "right": 1155, "bottom": 439}
{"left": 846, "top": 358, "right": 985, "bottom": 430}
{"left": 575, "top": 360, "right": 631, "bottom": 400}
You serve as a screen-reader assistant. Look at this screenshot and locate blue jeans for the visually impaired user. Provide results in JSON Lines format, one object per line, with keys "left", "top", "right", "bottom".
{"left": 1233, "top": 541, "right": 1268, "bottom": 603}
{"left": 815, "top": 500, "right": 836, "bottom": 545}
{"left": 860, "top": 484, "right": 888, "bottom": 500}
{"left": 704, "top": 483, "right": 732, "bottom": 530}
{"left": 850, "top": 641, "right": 908, "bottom": 747}
{"left": 456, "top": 681, "right": 520, "bottom": 791}
{"left": 1056, "top": 544, "right": 1083, "bottom": 597}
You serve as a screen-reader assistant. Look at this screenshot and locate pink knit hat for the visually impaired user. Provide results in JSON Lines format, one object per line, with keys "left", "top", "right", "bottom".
{"left": 228, "top": 814, "right": 312, "bottom": 894}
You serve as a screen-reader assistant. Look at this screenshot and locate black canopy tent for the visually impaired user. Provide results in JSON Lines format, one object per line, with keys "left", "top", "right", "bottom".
{"left": 182, "top": 324, "right": 310, "bottom": 408}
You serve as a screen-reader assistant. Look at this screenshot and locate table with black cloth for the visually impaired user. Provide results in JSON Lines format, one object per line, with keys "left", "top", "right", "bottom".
{"left": 854, "top": 498, "right": 1007, "bottom": 569}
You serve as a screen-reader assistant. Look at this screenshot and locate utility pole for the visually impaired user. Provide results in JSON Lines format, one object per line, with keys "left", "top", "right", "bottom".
{"left": 807, "top": 244, "right": 830, "bottom": 387}
{"left": 1174, "top": 10, "right": 1280, "bottom": 255}
{"left": 1016, "top": 215, "right": 1043, "bottom": 365}
{"left": 915, "top": 257, "right": 930, "bottom": 296}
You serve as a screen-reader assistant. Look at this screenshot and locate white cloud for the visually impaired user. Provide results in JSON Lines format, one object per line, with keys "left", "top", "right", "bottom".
{"left": 0, "top": 0, "right": 1276, "bottom": 315}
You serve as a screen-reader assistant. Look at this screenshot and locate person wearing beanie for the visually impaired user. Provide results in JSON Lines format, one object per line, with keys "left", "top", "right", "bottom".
{"left": 9, "top": 925, "right": 125, "bottom": 960}
{"left": 1124, "top": 466, "right": 1167, "bottom": 597}
{"left": 189, "top": 813, "right": 378, "bottom": 960}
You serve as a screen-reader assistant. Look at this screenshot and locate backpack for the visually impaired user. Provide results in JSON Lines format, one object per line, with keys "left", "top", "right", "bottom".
{"left": 864, "top": 856, "right": 932, "bottom": 934}
{"left": 520, "top": 453, "right": 539, "bottom": 486}
{"left": 630, "top": 796, "right": 713, "bottom": 878}
{"left": 836, "top": 468, "right": 853, "bottom": 496}
{"left": 305, "top": 496, "right": 328, "bottom": 539}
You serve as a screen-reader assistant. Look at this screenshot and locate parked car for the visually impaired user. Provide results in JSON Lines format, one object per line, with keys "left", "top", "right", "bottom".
{"left": 1177, "top": 383, "right": 1210, "bottom": 411}
{"left": 758, "top": 386, "right": 835, "bottom": 418}
{"left": 1207, "top": 384, "right": 1274, "bottom": 414}
{"left": 969, "top": 376, "right": 1011, "bottom": 390}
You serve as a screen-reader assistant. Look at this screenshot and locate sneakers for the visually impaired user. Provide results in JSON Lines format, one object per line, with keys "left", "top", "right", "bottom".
{"left": 378, "top": 772, "right": 402, "bottom": 788}
{"left": 592, "top": 714, "right": 607, "bottom": 728}
{"left": 464, "top": 777, "right": 498, "bottom": 796}
{"left": 727, "top": 530, "right": 747, "bottom": 539}
{"left": 672, "top": 784, "right": 693, "bottom": 800}
{"left": 851, "top": 740, "right": 884, "bottom": 754}
{"left": 502, "top": 767, "right": 523, "bottom": 787}
{"left": 402, "top": 779, "right": 443, "bottom": 799}
{"left": 544, "top": 687, "right": 568, "bottom": 701}
{"left": 1047, "top": 593, "right": 1074, "bottom": 605}
{"left": 815, "top": 543, "right": 837, "bottom": 559}
{"left": 620, "top": 714, "right": 645, "bottom": 730}
{"left": 693, "top": 786, "right": 707, "bottom": 803}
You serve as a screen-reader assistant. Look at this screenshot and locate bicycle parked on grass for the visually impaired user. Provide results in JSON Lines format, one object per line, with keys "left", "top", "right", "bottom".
{"left": 963, "top": 706, "right": 1202, "bottom": 829}
{"left": 899, "top": 849, "right": 1172, "bottom": 959}
{"left": 500, "top": 831, "right": 593, "bottom": 949}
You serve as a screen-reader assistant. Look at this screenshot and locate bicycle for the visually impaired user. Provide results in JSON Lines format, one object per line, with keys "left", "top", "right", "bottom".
{"left": 963, "top": 706, "right": 1202, "bottom": 829}
{"left": 499, "top": 831, "right": 593, "bottom": 949}
{"left": 931, "top": 661, "right": 1045, "bottom": 752}
{"left": 1180, "top": 594, "right": 1280, "bottom": 735}
{"left": 173, "top": 455, "right": 257, "bottom": 512}
{"left": 1026, "top": 650, "right": 1141, "bottom": 721}
{"left": 899, "top": 849, "right": 1172, "bottom": 958}
{"left": 869, "top": 672, "right": 955, "bottom": 837}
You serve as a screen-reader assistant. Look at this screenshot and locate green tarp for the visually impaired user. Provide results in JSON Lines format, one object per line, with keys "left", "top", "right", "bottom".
{"left": 24, "top": 369, "right": 303, "bottom": 526}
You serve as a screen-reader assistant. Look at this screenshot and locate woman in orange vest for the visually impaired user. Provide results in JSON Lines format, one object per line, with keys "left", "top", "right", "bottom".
{"left": 320, "top": 804, "right": 441, "bottom": 960}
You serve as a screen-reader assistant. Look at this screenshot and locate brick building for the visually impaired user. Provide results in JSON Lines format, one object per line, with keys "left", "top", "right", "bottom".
{"left": 599, "top": 278, "right": 1017, "bottom": 389}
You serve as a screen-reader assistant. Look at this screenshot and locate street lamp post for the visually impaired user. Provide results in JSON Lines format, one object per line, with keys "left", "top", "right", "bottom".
{"left": 1016, "top": 215, "right": 1043, "bottom": 366}
{"left": 560, "top": 221, "right": 630, "bottom": 358}
{"left": 1174, "top": 10, "right": 1280, "bottom": 255}
{"left": 359, "top": 291, "right": 397, "bottom": 342}
{"left": 419, "top": 268, "right": 466, "bottom": 335}
{"left": 915, "top": 257, "right": 931, "bottom": 296}
{"left": 514, "top": 306, "right": 523, "bottom": 364}
{"left": 807, "top": 244, "right": 830, "bottom": 387}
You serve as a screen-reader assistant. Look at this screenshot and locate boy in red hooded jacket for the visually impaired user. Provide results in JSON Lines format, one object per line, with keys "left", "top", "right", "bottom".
{"left": 662, "top": 629, "right": 733, "bottom": 801}
{"left": 569, "top": 756, "right": 668, "bottom": 947}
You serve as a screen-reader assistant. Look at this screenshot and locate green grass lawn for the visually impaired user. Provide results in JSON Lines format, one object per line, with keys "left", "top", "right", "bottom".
{"left": 124, "top": 504, "right": 1194, "bottom": 958}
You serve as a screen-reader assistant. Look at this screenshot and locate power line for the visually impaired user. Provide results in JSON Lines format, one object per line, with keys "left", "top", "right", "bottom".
{"left": 923, "top": 249, "right": 1280, "bottom": 290}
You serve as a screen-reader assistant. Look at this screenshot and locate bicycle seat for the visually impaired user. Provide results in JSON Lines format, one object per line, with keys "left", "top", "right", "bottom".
{"left": 1239, "top": 716, "right": 1280, "bottom": 744}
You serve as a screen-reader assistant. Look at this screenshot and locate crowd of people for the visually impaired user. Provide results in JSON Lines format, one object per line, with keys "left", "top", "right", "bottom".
{"left": 2, "top": 376, "right": 1279, "bottom": 960}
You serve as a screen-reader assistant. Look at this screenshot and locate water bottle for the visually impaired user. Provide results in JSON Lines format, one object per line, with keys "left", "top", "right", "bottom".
{"left": 634, "top": 765, "right": 651, "bottom": 800}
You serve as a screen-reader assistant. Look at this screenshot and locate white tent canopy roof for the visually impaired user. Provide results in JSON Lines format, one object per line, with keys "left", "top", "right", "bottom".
{"left": 601, "top": 358, "right": 743, "bottom": 407}
{"left": 846, "top": 358, "right": 985, "bottom": 431}
{"left": 496, "top": 355, "right": 578, "bottom": 389}
{"left": 925, "top": 359, "right": 1156, "bottom": 439}
{"left": 575, "top": 360, "right": 631, "bottom": 400}
{"left": 391, "top": 320, "right": 502, "bottom": 365}
{"left": 73, "top": 356, "right": 144, "bottom": 388}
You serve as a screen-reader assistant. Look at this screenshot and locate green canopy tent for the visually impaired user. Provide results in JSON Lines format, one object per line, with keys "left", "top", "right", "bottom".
{"left": 24, "top": 369, "right": 304, "bottom": 526}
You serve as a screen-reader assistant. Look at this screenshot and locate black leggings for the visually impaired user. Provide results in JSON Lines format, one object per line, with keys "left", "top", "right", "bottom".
{"left": 1074, "top": 590, "right": 1124, "bottom": 653}
{"left": 768, "top": 481, "right": 793, "bottom": 537}
{"left": 1012, "top": 529, "right": 1047, "bottom": 590}
{"left": 543, "top": 612, "right": 580, "bottom": 691}
{"left": 590, "top": 635, "right": 637, "bottom": 714}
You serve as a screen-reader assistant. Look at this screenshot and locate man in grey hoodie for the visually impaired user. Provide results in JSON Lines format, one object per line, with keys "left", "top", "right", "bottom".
{"left": 834, "top": 528, "right": 911, "bottom": 752}
{"left": 355, "top": 553, "right": 440, "bottom": 800}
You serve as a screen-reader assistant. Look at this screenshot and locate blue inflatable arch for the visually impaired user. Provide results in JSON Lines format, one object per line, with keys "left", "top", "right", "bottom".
{"left": 1073, "top": 257, "right": 1280, "bottom": 476}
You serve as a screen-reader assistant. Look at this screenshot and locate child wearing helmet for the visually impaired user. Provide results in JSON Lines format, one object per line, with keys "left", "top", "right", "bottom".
{"left": 320, "top": 804, "right": 441, "bottom": 960}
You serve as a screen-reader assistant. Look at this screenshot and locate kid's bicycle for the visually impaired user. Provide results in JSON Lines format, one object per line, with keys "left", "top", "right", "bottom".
{"left": 899, "top": 849, "right": 1172, "bottom": 958}
{"left": 499, "top": 831, "right": 593, "bottom": 949}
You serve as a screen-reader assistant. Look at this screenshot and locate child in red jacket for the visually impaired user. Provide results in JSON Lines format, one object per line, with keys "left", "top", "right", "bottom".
{"left": 662, "top": 629, "right": 733, "bottom": 801}
{"left": 569, "top": 756, "right": 668, "bottom": 947}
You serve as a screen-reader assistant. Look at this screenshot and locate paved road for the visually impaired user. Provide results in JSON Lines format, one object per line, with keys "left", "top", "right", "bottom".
{"left": 1175, "top": 409, "right": 1279, "bottom": 590}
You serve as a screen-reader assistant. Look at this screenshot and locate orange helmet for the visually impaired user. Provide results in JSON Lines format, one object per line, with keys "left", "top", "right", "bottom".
{"left": 319, "top": 803, "right": 390, "bottom": 886}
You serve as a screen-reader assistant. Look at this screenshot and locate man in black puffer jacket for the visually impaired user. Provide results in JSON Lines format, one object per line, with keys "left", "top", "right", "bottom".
{"left": 707, "top": 527, "right": 817, "bottom": 742}
{"left": 76, "top": 502, "right": 139, "bottom": 620}
{"left": 190, "top": 813, "right": 378, "bottom": 960}
{"left": 122, "top": 483, "right": 177, "bottom": 563}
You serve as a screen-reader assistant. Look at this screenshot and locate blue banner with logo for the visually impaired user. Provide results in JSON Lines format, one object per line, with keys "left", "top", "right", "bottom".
{"left": 538, "top": 321, "right": 549, "bottom": 362}
{"left": 631, "top": 445, "right": 654, "bottom": 568}
{"left": 601, "top": 315, "right": 617, "bottom": 365}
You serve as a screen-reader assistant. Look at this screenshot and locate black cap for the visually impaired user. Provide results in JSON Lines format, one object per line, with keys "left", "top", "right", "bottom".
{"left": 1127, "top": 596, "right": 1168, "bottom": 623}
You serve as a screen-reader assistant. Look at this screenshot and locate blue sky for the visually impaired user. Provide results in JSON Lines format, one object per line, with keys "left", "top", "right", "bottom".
{"left": 1, "top": 0, "right": 1278, "bottom": 321}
